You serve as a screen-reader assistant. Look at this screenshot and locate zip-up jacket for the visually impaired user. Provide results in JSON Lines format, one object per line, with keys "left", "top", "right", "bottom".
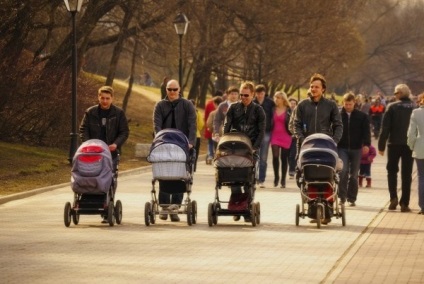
{"left": 79, "top": 104, "right": 129, "bottom": 152}
{"left": 338, "top": 108, "right": 370, "bottom": 149}
{"left": 378, "top": 98, "right": 416, "bottom": 152}
{"left": 289, "top": 96, "right": 343, "bottom": 143}
{"left": 223, "top": 101, "right": 266, "bottom": 150}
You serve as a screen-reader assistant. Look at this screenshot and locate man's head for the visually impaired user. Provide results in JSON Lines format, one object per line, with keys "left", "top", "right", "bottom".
{"left": 98, "top": 86, "right": 114, "bottom": 110}
{"left": 239, "top": 81, "right": 255, "bottom": 106}
{"left": 254, "top": 84, "right": 267, "bottom": 103}
{"left": 394, "top": 84, "right": 411, "bottom": 100}
{"left": 166, "top": 79, "right": 180, "bottom": 102}
{"left": 342, "top": 92, "right": 356, "bottom": 113}
{"left": 289, "top": 98, "right": 298, "bottom": 110}
{"left": 309, "top": 73, "right": 326, "bottom": 102}
{"left": 227, "top": 86, "right": 239, "bottom": 103}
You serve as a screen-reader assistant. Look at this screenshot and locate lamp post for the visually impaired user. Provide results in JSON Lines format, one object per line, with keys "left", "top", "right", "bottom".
{"left": 173, "top": 13, "right": 189, "bottom": 88}
{"left": 63, "top": 0, "right": 83, "bottom": 163}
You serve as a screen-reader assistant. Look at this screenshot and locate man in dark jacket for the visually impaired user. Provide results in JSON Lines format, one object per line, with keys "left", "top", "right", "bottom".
{"left": 153, "top": 79, "right": 197, "bottom": 222}
{"left": 338, "top": 93, "right": 371, "bottom": 206}
{"left": 79, "top": 85, "right": 129, "bottom": 167}
{"left": 289, "top": 73, "right": 343, "bottom": 157}
{"left": 223, "top": 81, "right": 265, "bottom": 221}
{"left": 378, "top": 84, "right": 416, "bottom": 212}
{"left": 253, "top": 84, "right": 276, "bottom": 188}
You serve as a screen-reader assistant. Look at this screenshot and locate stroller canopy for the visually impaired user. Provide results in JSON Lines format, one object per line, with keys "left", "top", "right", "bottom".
{"left": 216, "top": 132, "right": 253, "bottom": 157}
{"left": 147, "top": 129, "right": 190, "bottom": 163}
{"left": 298, "top": 133, "right": 339, "bottom": 169}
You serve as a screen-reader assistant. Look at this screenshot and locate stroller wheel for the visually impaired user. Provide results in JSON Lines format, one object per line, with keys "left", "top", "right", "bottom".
{"left": 72, "top": 210, "right": 79, "bottom": 225}
{"left": 212, "top": 203, "right": 218, "bottom": 225}
{"left": 144, "top": 202, "right": 152, "bottom": 226}
{"left": 191, "top": 200, "right": 197, "bottom": 225}
{"left": 186, "top": 202, "right": 193, "bottom": 226}
{"left": 255, "top": 202, "right": 261, "bottom": 225}
{"left": 341, "top": 203, "right": 346, "bottom": 226}
{"left": 64, "top": 202, "right": 72, "bottom": 227}
{"left": 107, "top": 201, "right": 115, "bottom": 226}
{"left": 316, "top": 206, "right": 322, "bottom": 229}
{"left": 114, "top": 200, "right": 123, "bottom": 225}
{"left": 250, "top": 203, "right": 257, "bottom": 227}
{"left": 207, "top": 203, "right": 214, "bottom": 227}
{"left": 295, "top": 204, "right": 300, "bottom": 226}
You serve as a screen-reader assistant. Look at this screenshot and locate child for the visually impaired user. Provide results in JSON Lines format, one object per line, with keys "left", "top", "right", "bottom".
{"left": 359, "top": 144, "right": 377, "bottom": 188}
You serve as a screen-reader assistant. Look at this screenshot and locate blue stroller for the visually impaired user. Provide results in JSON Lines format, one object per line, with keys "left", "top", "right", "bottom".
{"left": 145, "top": 129, "right": 197, "bottom": 226}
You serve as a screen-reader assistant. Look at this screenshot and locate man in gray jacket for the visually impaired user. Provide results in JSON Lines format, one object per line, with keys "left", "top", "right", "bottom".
{"left": 153, "top": 79, "right": 197, "bottom": 222}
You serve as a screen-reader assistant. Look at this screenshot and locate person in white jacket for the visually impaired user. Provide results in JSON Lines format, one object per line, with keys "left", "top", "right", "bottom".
{"left": 407, "top": 94, "right": 424, "bottom": 214}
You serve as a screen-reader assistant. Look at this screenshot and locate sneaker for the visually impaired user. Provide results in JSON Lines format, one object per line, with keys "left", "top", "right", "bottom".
{"left": 259, "top": 183, "right": 265, "bottom": 188}
{"left": 159, "top": 214, "right": 168, "bottom": 220}
{"left": 349, "top": 202, "right": 356, "bottom": 207}
{"left": 280, "top": 184, "right": 286, "bottom": 189}
{"left": 400, "top": 205, "right": 411, "bottom": 212}
{"left": 389, "top": 198, "right": 398, "bottom": 210}
{"left": 101, "top": 217, "right": 108, "bottom": 224}
{"left": 170, "top": 214, "right": 180, "bottom": 222}
{"left": 321, "top": 218, "right": 331, "bottom": 225}
{"left": 233, "top": 216, "right": 240, "bottom": 221}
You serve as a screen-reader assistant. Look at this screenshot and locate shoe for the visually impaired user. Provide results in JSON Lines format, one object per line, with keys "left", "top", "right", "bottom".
{"left": 101, "top": 217, "right": 108, "bottom": 224}
{"left": 321, "top": 218, "right": 331, "bottom": 225}
{"left": 388, "top": 198, "right": 398, "bottom": 210}
{"left": 170, "top": 214, "right": 180, "bottom": 222}
{"left": 349, "top": 202, "right": 356, "bottom": 207}
{"left": 233, "top": 216, "right": 240, "bottom": 221}
{"left": 259, "top": 183, "right": 265, "bottom": 188}
{"left": 159, "top": 214, "right": 168, "bottom": 220}
{"left": 280, "top": 184, "right": 285, "bottom": 189}
{"left": 289, "top": 172, "right": 295, "bottom": 179}
{"left": 400, "top": 205, "right": 411, "bottom": 212}
{"left": 340, "top": 199, "right": 346, "bottom": 205}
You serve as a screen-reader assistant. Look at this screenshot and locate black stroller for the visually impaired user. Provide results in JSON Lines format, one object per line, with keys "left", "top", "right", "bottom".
{"left": 64, "top": 139, "right": 122, "bottom": 227}
{"left": 145, "top": 129, "right": 197, "bottom": 226}
{"left": 208, "top": 132, "right": 260, "bottom": 227}
{"left": 294, "top": 133, "right": 346, "bottom": 228}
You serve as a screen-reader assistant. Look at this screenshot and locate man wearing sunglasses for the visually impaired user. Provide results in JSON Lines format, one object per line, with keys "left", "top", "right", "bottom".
{"left": 223, "top": 81, "right": 266, "bottom": 221}
{"left": 153, "top": 79, "right": 197, "bottom": 222}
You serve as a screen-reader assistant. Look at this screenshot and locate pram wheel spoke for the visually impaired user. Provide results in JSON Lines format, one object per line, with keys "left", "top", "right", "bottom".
{"left": 114, "top": 200, "right": 123, "bottom": 225}
{"left": 64, "top": 202, "right": 72, "bottom": 227}
{"left": 107, "top": 201, "right": 115, "bottom": 226}
{"left": 144, "top": 202, "right": 152, "bottom": 226}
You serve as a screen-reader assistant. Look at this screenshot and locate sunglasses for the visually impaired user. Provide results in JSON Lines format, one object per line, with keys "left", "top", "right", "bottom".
{"left": 240, "top": 94, "right": 250, "bottom": 98}
{"left": 167, "top": 88, "right": 179, "bottom": 92}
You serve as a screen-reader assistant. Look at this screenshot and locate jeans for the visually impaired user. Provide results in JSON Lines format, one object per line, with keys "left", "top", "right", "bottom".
{"left": 207, "top": 138, "right": 215, "bottom": 159}
{"left": 338, "top": 148, "right": 362, "bottom": 202}
{"left": 258, "top": 132, "right": 271, "bottom": 183}
{"left": 387, "top": 144, "right": 413, "bottom": 206}
{"left": 416, "top": 159, "right": 424, "bottom": 211}
{"left": 359, "top": 164, "right": 371, "bottom": 177}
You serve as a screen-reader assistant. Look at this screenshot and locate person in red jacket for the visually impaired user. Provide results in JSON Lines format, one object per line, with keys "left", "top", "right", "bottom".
{"left": 204, "top": 90, "right": 223, "bottom": 164}
{"left": 369, "top": 98, "right": 385, "bottom": 138}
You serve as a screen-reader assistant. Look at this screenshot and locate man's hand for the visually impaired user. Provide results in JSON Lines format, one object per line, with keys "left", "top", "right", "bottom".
{"left": 189, "top": 144, "right": 193, "bottom": 149}
{"left": 109, "top": 143, "right": 117, "bottom": 152}
{"left": 378, "top": 150, "right": 384, "bottom": 156}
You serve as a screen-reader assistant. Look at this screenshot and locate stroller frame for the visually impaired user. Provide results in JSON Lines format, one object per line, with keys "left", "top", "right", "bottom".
{"left": 295, "top": 163, "right": 346, "bottom": 228}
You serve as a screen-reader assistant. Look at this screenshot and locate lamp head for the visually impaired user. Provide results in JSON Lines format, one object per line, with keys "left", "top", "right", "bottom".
{"left": 173, "top": 13, "right": 189, "bottom": 35}
{"left": 63, "top": 0, "right": 83, "bottom": 12}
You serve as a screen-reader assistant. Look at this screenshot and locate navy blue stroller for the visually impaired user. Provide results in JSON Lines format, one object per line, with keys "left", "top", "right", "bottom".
{"left": 294, "top": 133, "right": 346, "bottom": 228}
{"left": 145, "top": 129, "right": 197, "bottom": 226}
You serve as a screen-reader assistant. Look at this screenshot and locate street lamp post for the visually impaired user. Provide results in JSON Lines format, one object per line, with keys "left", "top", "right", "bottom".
{"left": 173, "top": 13, "right": 189, "bottom": 88}
{"left": 63, "top": 0, "right": 83, "bottom": 163}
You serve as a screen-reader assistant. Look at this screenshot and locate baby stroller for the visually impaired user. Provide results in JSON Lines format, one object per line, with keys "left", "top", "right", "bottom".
{"left": 64, "top": 139, "right": 122, "bottom": 227}
{"left": 145, "top": 129, "right": 197, "bottom": 226}
{"left": 294, "top": 133, "right": 346, "bottom": 228}
{"left": 208, "top": 132, "right": 260, "bottom": 227}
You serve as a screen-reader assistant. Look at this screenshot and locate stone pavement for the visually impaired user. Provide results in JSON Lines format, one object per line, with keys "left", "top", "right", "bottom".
{"left": 1, "top": 140, "right": 423, "bottom": 283}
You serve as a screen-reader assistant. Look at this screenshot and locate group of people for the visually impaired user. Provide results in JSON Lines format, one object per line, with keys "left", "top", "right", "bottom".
{"left": 79, "top": 74, "right": 424, "bottom": 224}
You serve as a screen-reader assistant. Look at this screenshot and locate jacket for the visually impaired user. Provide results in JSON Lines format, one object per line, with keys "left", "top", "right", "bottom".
{"left": 338, "top": 108, "right": 370, "bottom": 150}
{"left": 378, "top": 98, "right": 416, "bottom": 151}
{"left": 79, "top": 104, "right": 129, "bottom": 152}
{"left": 223, "top": 101, "right": 266, "bottom": 150}
{"left": 361, "top": 145, "right": 376, "bottom": 165}
{"left": 289, "top": 96, "right": 343, "bottom": 143}
{"left": 153, "top": 97, "right": 197, "bottom": 145}
{"left": 253, "top": 97, "right": 276, "bottom": 133}
{"left": 213, "top": 101, "right": 231, "bottom": 137}
{"left": 407, "top": 106, "right": 424, "bottom": 159}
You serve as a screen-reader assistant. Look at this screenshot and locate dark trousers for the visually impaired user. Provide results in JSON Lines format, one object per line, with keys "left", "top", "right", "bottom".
{"left": 271, "top": 145, "right": 290, "bottom": 186}
{"left": 387, "top": 144, "right": 413, "bottom": 206}
{"left": 288, "top": 138, "right": 297, "bottom": 173}
{"left": 338, "top": 148, "right": 361, "bottom": 202}
{"left": 194, "top": 137, "right": 201, "bottom": 172}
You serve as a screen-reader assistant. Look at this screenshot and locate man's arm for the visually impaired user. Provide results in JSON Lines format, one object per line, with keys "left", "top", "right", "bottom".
{"left": 79, "top": 110, "right": 90, "bottom": 142}
{"left": 330, "top": 102, "right": 343, "bottom": 143}
{"left": 378, "top": 105, "right": 392, "bottom": 154}
{"left": 113, "top": 108, "right": 129, "bottom": 148}
{"left": 223, "top": 104, "right": 234, "bottom": 134}
{"left": 289, "top": 103, "right": 304, "bottom": 141}
{"left": 187, "top": 100, "right": 197, "bottom": 147}
{"left": 153, "top": 102, "right": 163, "bottom": 134}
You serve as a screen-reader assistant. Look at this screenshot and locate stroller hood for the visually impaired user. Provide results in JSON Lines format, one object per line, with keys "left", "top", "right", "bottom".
{"left": 299, "top": 133, "right": 339, "bottom": 168}
{"left": 147, "top": 129, "right": 190, "bottom": 163}
{"left": 71, "top": 139, "right": 113, "bottom": 194}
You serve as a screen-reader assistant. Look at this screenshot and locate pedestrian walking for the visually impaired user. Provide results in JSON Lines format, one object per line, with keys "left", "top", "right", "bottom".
{"left": 369, "top": 98, "right": 385, "bottom": 138}
{"left": 204, "top": 90, "right": 223, "bottom": 164}
{"left": 213, "top": 86, "right": 240, "bottom": 143}
{"left": 378, "top": 84, "right": 416, "bottom": 212}
{"left": 407, "top": 94, "right": 424, "bottom": 214}
{"left": 337, "top": 92, "right": 371, "bottom": 206}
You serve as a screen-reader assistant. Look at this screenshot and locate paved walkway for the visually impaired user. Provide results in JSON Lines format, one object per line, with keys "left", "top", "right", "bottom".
{"left": 1, "top": 139, "right": 423, "bottom": 283}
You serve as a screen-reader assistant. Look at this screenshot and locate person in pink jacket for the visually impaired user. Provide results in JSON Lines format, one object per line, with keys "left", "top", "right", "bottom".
{"left": 359, "top": 144, "right": 377, "bottom": 188}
